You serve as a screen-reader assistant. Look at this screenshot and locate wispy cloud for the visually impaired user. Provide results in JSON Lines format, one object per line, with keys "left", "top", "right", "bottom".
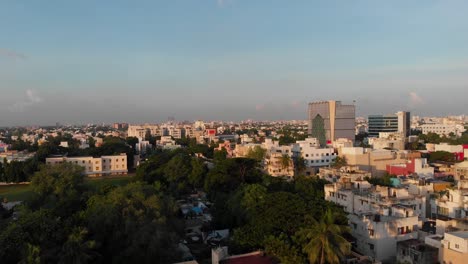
{"left": 408, "top": 91, "right": 424, "bottom": 107}
{"left": 0, "top": 48, "right": 27, "bottom": 60}
{"left": 255, "top": 104, "right": 265, "bottom": 111}
{"left": 216, "top": 0, "right": 233, "bottom": 7}
{"left": 8, "top": 89, "right": 43, "bottom": 112}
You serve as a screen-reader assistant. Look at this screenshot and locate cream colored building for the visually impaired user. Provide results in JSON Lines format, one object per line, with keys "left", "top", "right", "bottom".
{"left": 439, "top": 231, "right": 468, "bottom": 264}
{"left": 127, "top": 124, "right": 160, "bottom": 138}
{"left": 46, "top": 153, "right": 128, "bottom": 177}
{"left": 325, "top": 181, "right": 424, "bottom": 263}
{"left": 265, "top": 152, "right": 294, "bottom": 178}
{"left": 454, "top": 160, "right": 468, "bottom": 181}
{"left": 340, "top": 147, "right": 420, "bottom": 177}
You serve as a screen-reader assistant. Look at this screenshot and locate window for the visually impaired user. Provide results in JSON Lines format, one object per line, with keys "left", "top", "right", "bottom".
{"left": 82, "top": 161, "right": 85, "bottom": 164}
{"left": 96, "top": 167, "right": 99, "bottom": 170}
{"left": 306, "top": 154, "right": 309, "bottom": 157}
{"left": 95, "top": 161, "right": 99, "bottom": 164}
{"left": 455, "top": 244, "right": 460, "bottom": 249}
{"left": 368, "top": 243, "right": 374, "bottom": 250}
{"left": 368, "top": 229, "right": 374, "bottom": 237}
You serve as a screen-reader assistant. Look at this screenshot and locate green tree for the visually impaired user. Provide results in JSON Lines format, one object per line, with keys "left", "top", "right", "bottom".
{"left": 293, "top": 156, "right": 306, "bottom": 176}
{"left": 84, "top": 182, "right": 181, "bottom": 263}
{"left": 296, "top": 209, "right": 350, "bottom": 264}
{"left": 163, "top": 153, "right": 192, "bottom": 195}
{"left": 20, "top": 243, "right": 41, "bottom": 264}
{"left": 280, "top": 154, "right": 292, "bottom": 170}
{"left": 429, "top": 151, "right": 455, "bottom": 162}
{"left": 264, "top": 235, "right": 305, "bottom": 264}
{"left": 31, "top": 163, "right": 85, "bottom": 200}
{"left": 189, "top": 158, "right": 207, "bottom": 188}
{"left": 246, "top": 146, "right": 266, "bottom": 162}
{"left": 311, "top": 115, "right": 327, "bottom": 147}
{"left": 59, "top": 227, "right": 97, "bottom": 264}
{"left": 330, "top": 156, "right": 347, "bottom": 168}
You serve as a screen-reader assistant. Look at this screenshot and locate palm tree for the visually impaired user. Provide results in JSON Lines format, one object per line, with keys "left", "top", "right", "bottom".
{"left": 297, "top": 209, "right": 350, "bottom": 264}
{"left": 280, "top": 154, "right": 292, "bottom": 170}
{"left": 293, "top": 156, "right": 306, "bottom": 176}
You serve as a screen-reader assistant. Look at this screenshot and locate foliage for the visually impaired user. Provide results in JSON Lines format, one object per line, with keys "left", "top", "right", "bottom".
{"left": 245, "top": 146, "right": 266, "bottom": 162}
{"left": 0, "top": 162, "right": 183, "bottom": 264}
{"left": 429, "top": 151, "right": 455, "bottom": 163}
{"left": 311, "top": 114, "right": 327, "bottom": 147}
{"left": 296, "top": 209, "right": 350, "bottom": 264}
{"left": 330, "top": 156, "right": 347, "bottom": 169}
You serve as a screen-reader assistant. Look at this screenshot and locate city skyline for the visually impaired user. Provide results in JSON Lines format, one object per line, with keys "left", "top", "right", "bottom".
{"left": 2, "top": 0, "right": 468, "bottom": 126}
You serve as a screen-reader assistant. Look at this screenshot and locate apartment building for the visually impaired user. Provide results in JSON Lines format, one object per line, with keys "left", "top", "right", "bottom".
{"left": 430, "top": 180, "right": 468, "bottom": 220}
{"left": 264, "top": 152, "right": 294, "bottom": 178}
{"left": 420, "top": 124, "right": 466, "bottom": 137}
{"left": 46, "top": 153, "right": 128, "bottom": 177}
{"left": 292, "top": 137, "right": 337, "bottom": 175}
{"left": 127, "top": 124, "right": 160, "bottom": 138}
{"left": 340, "top": 147, "right": 421, "bottom": 177}
{"left": 325, "top": 182, "right": 426, "bottom": 263}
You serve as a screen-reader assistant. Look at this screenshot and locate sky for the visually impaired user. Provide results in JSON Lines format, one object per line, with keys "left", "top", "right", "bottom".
{"left": 1, "top": 0, "right": 468, "bottom": 126}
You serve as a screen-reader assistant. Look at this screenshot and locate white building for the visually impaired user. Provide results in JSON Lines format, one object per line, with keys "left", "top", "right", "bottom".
{"left": 368, "top": 134, "right": 405, "bottom": 151}
{"left": 420, "top": 124, "right": 466, "bottom": 137}
{"left": 292, "top": 137, "right": 337, "bottom": 175}
{"left": 439, "top": 231, "right": 468, "bottom": 263}
{"left": 46, "top": 153, "right": 128, "bottom": 177}
{"left": 430, "top": 180, "right": 468, "bottom": 220}
{"left": 325, "top": 182, "right": 426, "bottom": 263}
{"left": 135, "top": 139, "right": 152, "bottom": 155}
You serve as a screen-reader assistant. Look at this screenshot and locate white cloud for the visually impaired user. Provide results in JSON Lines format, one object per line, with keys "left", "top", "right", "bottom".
{"left": 8, "top": 89, "right": 43, "bottom": 112}
{"left": 409, "top": 91, "right": 424, "bottom": 106}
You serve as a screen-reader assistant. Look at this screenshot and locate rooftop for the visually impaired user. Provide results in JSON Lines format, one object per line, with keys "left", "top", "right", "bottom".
{"left": 221, "top": 252, "right": 276, "bottom": 264}
{"left": 448, "top": 231, "right": 468, "bottom": 239}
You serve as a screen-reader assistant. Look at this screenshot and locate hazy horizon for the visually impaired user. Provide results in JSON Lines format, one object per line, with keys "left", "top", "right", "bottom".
{"left": 2, "top": 0, "right": 468, "bottom": 126}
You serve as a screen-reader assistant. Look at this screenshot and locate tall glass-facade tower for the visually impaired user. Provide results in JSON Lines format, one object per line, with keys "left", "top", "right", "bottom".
{"left": 307, "top": 101, "right": 356, "bottom": 144}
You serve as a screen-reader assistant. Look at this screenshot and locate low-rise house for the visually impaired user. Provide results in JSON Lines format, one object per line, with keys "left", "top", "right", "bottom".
{"left": 430, "top": 180, "right": 468, "bottom": 220}
{"left": 439, "top": 231, "right": 468, "bottom": 264}
{"left": 319, "top": 166, "right": 371, "bottom": 183}
{"left": 396, "top": 239, "right": 438, "bottom": 264}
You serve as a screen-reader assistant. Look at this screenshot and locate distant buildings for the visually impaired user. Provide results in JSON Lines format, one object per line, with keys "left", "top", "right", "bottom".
{"left": 308, "top": 100, "right": 355, "bottom": 144}
{"left": 46, "top": 153, "right": 128, "bottom": 177}
{"left": 113, "top": 123, "right": 128, "bottom": 130}
{"left": 368, "top": 111, "right": 410, "bottom": 138}
{"left": 420, "top": 124, "right": 466, "bottom": 137}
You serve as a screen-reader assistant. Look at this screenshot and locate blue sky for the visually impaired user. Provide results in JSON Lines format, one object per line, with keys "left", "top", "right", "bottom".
{"left": 1, "top": 0, "right": 468, "bottom": 125}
